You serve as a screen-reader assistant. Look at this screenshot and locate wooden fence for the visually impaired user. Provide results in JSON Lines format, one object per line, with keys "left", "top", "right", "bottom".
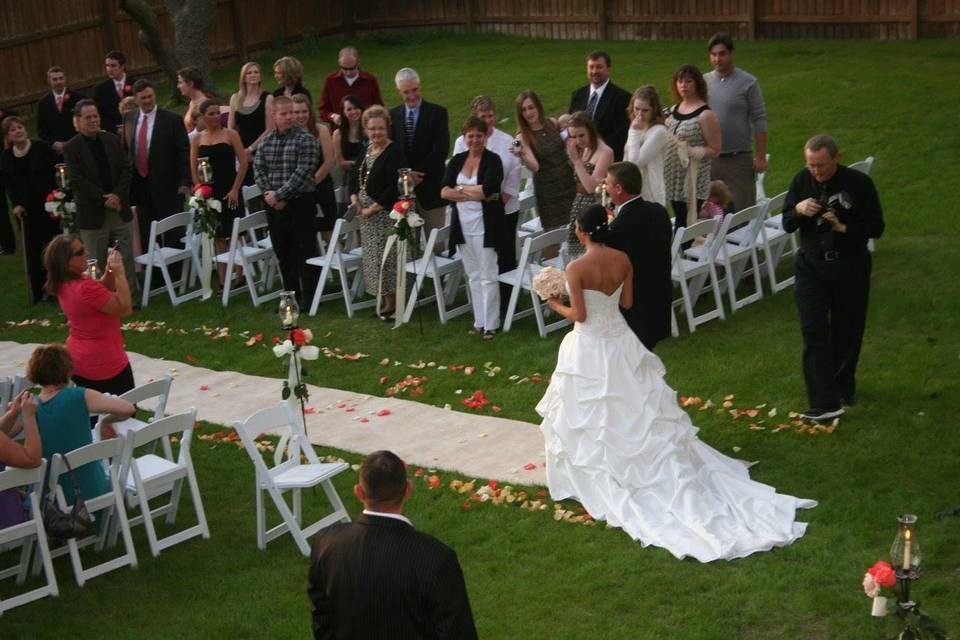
{"left": 2, "top": 0, "right": 959, "bottom": 108}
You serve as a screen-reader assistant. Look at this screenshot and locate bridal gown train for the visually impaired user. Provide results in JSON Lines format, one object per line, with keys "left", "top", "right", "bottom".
{"left": 535, "top": 285, "right": 817, "bottom": 562}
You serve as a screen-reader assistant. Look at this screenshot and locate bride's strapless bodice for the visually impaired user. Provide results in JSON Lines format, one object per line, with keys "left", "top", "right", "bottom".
{"left": 574, "top": 284, "right": 629, "bottom": 337}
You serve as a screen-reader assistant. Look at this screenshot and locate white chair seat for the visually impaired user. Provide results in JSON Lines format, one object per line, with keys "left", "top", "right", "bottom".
{"left": 273, "top": 462, "right": 349, "bottom": 490}
{"left": 125, "top": 454, "right": 180, "bottom": 488}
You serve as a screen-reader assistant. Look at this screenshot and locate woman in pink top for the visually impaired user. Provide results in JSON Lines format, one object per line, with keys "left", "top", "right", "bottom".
{"left": 41, "top": 235, "right": 135, "bottom": 395}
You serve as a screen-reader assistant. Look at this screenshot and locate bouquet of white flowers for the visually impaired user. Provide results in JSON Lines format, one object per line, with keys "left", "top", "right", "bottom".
{"left": 532, "top": 266, "right": 566, "bottom": 301}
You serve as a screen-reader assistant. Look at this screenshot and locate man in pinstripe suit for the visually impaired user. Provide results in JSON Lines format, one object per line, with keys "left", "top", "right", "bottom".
{"left": 308, "top": 451, "right": 477, "bottom": 639}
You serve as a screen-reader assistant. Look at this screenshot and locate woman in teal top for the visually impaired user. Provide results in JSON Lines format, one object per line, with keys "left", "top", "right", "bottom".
{"left": 28, "top": 344, "right": 135, "bottom": 504}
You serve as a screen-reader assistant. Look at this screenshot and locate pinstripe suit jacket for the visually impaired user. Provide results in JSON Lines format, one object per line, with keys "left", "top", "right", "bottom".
{"left": 308, "top": 514, "right": 477, "bottom": 640}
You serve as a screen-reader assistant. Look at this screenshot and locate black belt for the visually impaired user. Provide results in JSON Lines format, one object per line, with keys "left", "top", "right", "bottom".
{"left": 801, "top": 247, "right": 866, "bottom": 262}
{"left": 718, "top": 151, "right": 749, "bottom": 158}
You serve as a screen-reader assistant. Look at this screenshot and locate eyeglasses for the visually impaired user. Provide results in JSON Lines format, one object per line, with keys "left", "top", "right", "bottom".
{"left": 340, "top": 65, "right": 358, "bottom": 72}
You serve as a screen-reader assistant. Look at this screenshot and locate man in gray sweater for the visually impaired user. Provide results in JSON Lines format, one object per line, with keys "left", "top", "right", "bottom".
{"left": 705, "top": 32, "right": 769, "bottom": 211}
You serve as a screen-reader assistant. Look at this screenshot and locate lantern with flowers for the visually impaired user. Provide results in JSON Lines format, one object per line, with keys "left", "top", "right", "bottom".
{"left": 376, "top": 169, "right": 424, "bottom": 326}
{"left": 187, "top": 179, "right": 222, "bottom": 300}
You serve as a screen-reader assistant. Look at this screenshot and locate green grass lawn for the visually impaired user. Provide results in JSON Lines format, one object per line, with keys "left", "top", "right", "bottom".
{"left": 2, "top": 33, "right": 959, "bottom": 639}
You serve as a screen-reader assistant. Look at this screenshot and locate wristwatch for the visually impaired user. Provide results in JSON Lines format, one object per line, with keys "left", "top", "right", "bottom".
{"left": 457, "top": 185, "right": 465, "bottom": 194}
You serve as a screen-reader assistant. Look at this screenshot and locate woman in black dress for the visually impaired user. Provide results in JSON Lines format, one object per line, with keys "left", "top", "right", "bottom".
{"left": 349, "top": 106, "right": 407, "bottom": 318}
{"left": 1, "top": 116, "right": 60, "bottom": 303}
{"left": 332, "top": 95, "right": 367, "bottom": 215}
{"left": 272, "top": 56, "right": 311, "bottom": 102}
{"left": 228, "top": 62, "right": 274, "bottom": 186}
{"left": 190, "top": 99, "right": 248, "bottom": 287}
{"left": 291, "top": 94, "right": 338, "bottom": 245}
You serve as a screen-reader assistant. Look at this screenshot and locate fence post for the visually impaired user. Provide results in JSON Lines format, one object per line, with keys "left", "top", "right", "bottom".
{"left": 598, "top": 0, "right": 608, "bottom": 40}
{"left": 908, "top": 0, "right": 919, "bottom": 39}
{"left": 746, "top": 0, "right": 757, "bottom": 40}
{"left": 230, "top": 0, "right": 248, "bottom": 61}
{"left": 465, "top": 0, "right": 475, "bottom": 34}
{"left": 343, "top": 0, "right": 355, "bottom": 38}
{"left": 100, "top": 0, "right": 120, "bottom": 53}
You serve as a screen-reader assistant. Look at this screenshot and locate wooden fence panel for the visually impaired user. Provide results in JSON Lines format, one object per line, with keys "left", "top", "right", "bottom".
{"left": 3, "top": 0, "right": 960, "bottom": 108}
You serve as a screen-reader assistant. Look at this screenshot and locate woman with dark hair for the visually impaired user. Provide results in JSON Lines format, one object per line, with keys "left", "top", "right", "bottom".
{"left": 663, "top": 65, "right": 721, "bottom": 234}
{"left": 291, "top": 94, "right": 338, "bottom": 244}
{"left": 228, "top": 62, "right": 275, "bottom": 185}
{"left": 332, "top": 95, "right": 367, "bottom": 213}
{"left": 349, "top": 105, "right": 407, "bottom": 319}
{"left": 564, "top": 111, "right": 613, "bottom": 260}
{"left": 624, "top": 85, "right": 669, "bottom": 207}
{"left": 273, "top": 56, "right": 311, "bottom": 102}
{"left": 191, "top": 98, "right": 248, "bottom": 288}
{"left": 1, "top": 116, "right": 61, "bottom": 303}
{"left": 177, "top": 66, "right": 209, "bottom": 132}
{"left": 512, "top": 90, "right": 576, "bottom": 233}
{"left": 28, "top": 344, "right": 135, "bottom": 505}
{"left": 537, "top": 203, "right": 816, "bottom": 562}
{"left": 41, "top": 235, "right": 134, "bottom": 395}
{"left": 0, "top": 390, "right": 41, "bottom": 529}
{"left": 441, "top": 116, "right": 505, "bottom": 340}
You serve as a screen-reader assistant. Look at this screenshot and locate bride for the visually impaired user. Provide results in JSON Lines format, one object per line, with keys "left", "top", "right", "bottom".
{"left": 536, "top": 205, "right": 816, "bottom": 562}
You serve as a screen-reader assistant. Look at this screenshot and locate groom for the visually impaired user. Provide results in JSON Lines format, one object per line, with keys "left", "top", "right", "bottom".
{"left": 605, "top": 162, "right": 673, "bottom": 351}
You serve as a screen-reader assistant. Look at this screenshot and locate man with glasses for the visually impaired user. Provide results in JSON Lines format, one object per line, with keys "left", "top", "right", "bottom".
{"left": 783, "top": 135, "right": 884, "bottom": 422}
{"left": 63, "top": 99, "right": 138, "bottom": 293}
{"left": 317, "top": 47, "right": 384, "bottom": 127}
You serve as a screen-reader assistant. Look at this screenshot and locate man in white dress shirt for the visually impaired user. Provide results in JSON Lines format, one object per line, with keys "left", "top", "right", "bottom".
{"left": 452, "top": 95, "right": 522, "bottom": 310}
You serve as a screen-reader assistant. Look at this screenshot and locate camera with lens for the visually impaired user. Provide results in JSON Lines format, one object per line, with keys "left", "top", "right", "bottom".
{"left": 815, "top": 190, "right": 852, "bottom": 226}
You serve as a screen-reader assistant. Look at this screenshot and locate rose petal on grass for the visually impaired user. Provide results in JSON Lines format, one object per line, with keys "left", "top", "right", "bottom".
{"left": 186, "top": 355, "right": 197, "bottom": 363}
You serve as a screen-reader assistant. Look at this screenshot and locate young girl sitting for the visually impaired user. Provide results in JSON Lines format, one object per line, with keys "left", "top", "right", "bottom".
{"left": 699, "top": 180, "right": 733, "bottom": 220}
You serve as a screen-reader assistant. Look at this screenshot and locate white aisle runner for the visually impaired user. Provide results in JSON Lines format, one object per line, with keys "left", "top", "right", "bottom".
{"left": 0, "top": 341, "right": 546, "bottom": 485}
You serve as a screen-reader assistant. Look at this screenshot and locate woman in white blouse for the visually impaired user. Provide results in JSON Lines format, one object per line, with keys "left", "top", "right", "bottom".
{"left": 623, "top": 85, "right": 668, "bottom": 207}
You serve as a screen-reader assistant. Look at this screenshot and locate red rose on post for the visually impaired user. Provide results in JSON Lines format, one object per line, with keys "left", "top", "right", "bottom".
{"left": 291, "top": 328, "right": 306, "bottom": 346}
{"left": 200, "top": 184, "right": 213, "bottom": 198}
{"left": 868, "top": 561, "right": 896, "bottom": 588}
{"left": 46, "top": 192, "right": 56, "bottom": 202}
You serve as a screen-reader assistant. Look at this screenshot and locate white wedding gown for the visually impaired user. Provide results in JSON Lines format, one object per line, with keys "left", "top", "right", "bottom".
{"left": 535, "top": 285, "right": 817, "bottom": 562}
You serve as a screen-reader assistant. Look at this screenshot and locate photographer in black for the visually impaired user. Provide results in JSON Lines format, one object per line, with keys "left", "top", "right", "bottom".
{"left": 783, "top": 135, "right": 884, "bottom": 422}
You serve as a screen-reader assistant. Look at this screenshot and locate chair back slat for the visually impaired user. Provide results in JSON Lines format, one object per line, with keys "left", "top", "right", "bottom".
{"left": 0, "top": 461, "right": 45, "bottom": 494}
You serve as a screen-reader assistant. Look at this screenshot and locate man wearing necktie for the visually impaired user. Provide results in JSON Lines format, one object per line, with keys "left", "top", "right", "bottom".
{"left": 563, "top": 51, "right": 631, "bottom": 162}
{"left": 93, "top": 51, "right": 136, "bottom": 135}
{"left": 124, "top": 79, "right": 190, "bottom": 272}
{"left": 37, "top": 66, "right": 83, "bottom": 155}
{"left": 389, "top": 68, "right": 449, "bottom": 252}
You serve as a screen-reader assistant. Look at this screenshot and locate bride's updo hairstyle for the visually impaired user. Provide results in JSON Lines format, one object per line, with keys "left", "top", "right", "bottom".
{"left": 577, "top": 204, "right": 611, "bottom": 244}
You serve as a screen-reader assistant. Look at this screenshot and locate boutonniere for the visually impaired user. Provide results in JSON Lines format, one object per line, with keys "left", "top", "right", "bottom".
{"left": 124, "top": 84, "right": 133, "bottom": 94}
{"left": 63, "top": 93, "right": 71, "bottom": 101}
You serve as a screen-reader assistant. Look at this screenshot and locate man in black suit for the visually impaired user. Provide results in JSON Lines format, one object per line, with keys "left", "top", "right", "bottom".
{"left": 93, "top": 50, "right": 136, "bottom": 135}
{"left": 63, "top": 99, "right": 137, "bottom": 290}
{"left": 605, "top": 162, "right": 673, "bottom": 351}
{"left": 37, "top": 66, "right": 83, "bottom": 155}
{"left": 125, "top": 79, "right": 191, "bottom": 255}
{"left": 308, "top": 450, "right": 477, "bottom": 640}
{"left": 389, "top": 68, "right": 449, "bottom": 250}
{"left": 563, "top": 51, "right": 631, "bottom": 161}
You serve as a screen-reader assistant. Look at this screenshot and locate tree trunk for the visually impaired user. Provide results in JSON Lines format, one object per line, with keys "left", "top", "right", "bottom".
{"left": 118, "top": 0, "right": 221, "bottom": 101}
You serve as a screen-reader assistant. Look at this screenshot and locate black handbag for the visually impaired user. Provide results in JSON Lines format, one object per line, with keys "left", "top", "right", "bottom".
{"left": 42, "top": 457, "right": 93, "bottom": 540}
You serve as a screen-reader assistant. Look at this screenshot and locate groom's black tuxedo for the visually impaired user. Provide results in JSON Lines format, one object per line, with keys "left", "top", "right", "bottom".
{"left": 308, "top": 513, "right": 477, "bottom": 640}
{"left": 607, "top": 196, "right": 673, "bottom": 351}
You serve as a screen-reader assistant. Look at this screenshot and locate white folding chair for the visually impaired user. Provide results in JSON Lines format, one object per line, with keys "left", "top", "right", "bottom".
{"left": 671, "top": 218, "right": 726, "bottom": 333}
{"left": 242, "top": 184, "right": 274, "bottom": 252}
{"left": 234, "top": 403, "right": 350, "bottom": 557}
{"left": 217, "top": 211, "right": 283, "bottom": 307}
{"left": 47, "top": 439, "right": 138, "bottom": 586}
{"left": 99, "top": 376, "right": 174, "bottom": 461}
{"left": 753, "top": 191, "right": 796, "bottom": 293}
{"left": 0, "top": 462, "right": 58, "bottom": 613}
{"left": 702, "top": 203, "right": 767, "bottom": 311}
{"left": 848, "top": 157, "right": 877, "bottom": 252}
{"left": 306, "top": 216, "right": 374, "bottom": 318}
{"left": 402, "top": 225, "right": 471, "bottom": 324}
{"left": 754, "top": 152, "right": 771, "bottom": 202}
{"left": 134, "top": 211, "right": 202, "bottom": 308}
{"left": 499, "top": 227, "right": 571, "bottom": 337}
{"left": 1, "top": 375, "right": 32, "bottom": 411}
{"left": 116, "top": 409, "right": 209, "bottom": 557}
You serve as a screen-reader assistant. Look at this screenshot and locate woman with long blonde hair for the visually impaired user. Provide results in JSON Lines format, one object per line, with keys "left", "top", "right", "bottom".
{"left": 228, "top": 62, "right": 274, "bottom": 184}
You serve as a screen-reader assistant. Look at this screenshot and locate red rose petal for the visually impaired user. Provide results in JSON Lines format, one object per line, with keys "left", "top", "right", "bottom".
{"left": 523, "top": 463, "right": 537, "bottom": 471}
{"left": 376, "top": 409, "right": 391, "bottom": 417}
{"left": 199, "top": 385, "right": 209, "bottom": 391}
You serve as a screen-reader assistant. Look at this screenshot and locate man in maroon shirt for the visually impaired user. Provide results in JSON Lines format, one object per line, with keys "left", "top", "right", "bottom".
{"left": 317, "top": 47, "right": 384, "bottom": 127}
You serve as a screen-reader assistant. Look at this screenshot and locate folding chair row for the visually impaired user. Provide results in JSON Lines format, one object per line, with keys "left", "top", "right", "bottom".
{"left": 499, "top": 226, "right": 571, "bottom": 337}
{"left": 134, "top": 211, "right": 204, "bottom": 308}
{"left": 306, "top": 215, "right": 374, "bottom": 318}
{"left": 217, "top": 210, "right": 283, "bottom": 307}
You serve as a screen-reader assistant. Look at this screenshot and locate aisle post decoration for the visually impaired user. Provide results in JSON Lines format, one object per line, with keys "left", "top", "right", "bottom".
{"left": 378, "top": 167, "right": 423, "bottom": 327}
{"left": 861, "top": 514, "right": 946, "bottom": 639}
{"left": 272, "top": 292, "right": 319, "bottom": 430}
{"left": 45, "top": 163, "right": 78, "bottom": 234}
{"left": 188, "top": 157, "right": 220, "bottom": 300}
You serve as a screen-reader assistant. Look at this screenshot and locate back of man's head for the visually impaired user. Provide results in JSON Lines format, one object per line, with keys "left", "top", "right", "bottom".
{"left": 607, "top": 161, "right": 643, "bottom": 196}
{"left": 359, "top": 451, "right": 408, "bottom": 510}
